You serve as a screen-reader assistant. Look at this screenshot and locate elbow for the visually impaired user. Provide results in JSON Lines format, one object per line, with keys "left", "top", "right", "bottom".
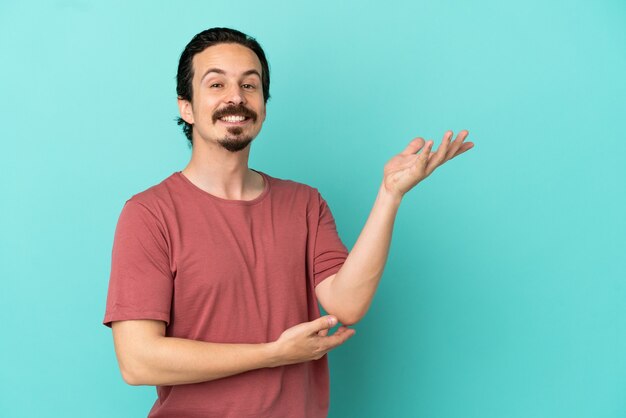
{"left": 119, "top": 360, "right": 146, "bottom": 386}
{"left": 339, "top": 318, "right": 359, "bottom": 327}
{"left": 336, "top": 308, "right": 367, "bottom": 327}
{"left": 121, "top": 370, "right": 140, "bottom": 386}
{"left": 117, "top": 352, "right": 155, "bottom": 386}
{"left": 327, "top": 300, "right": 371, "bottom": 326}
{"left": 112, "top": 320, "right": 166, "bottom": 386}
{"left": 120, "top": 364, "right": 159, "bottom": 386}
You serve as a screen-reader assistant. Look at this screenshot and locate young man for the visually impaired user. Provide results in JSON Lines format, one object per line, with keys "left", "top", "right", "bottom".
{"left": 103, "top": 27, "right": 473, "bottom": 417}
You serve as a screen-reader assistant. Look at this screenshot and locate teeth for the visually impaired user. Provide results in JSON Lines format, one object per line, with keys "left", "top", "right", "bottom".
{"left": 220, "top": 115, "right": 246, "bottom": 122}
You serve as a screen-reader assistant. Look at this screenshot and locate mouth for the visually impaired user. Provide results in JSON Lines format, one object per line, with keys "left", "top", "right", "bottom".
{"left": 217, "top": 115, "right": 252, "bottom": 126}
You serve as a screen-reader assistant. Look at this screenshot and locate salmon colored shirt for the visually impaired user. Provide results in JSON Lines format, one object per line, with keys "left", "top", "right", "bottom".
{"left": 103, "top": 170, "right": 349, "bottom": 418}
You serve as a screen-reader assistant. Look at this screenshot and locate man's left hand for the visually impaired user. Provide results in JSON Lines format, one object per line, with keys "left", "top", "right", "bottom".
{"left": 383, "top": 130, "right": 474, "bottom": 199}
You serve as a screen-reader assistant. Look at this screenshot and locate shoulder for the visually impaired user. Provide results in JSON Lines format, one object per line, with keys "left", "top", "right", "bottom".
{"left": 261, "top": 171, "right": 323, "bottom": 201}
{"left": 261, "top": 170, "right": 319, "bottom": 195}
{"left": 122, "top": 172, "right": 180, "bottom": 220}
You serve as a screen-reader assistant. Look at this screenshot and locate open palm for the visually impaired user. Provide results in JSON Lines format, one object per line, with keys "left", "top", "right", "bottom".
{"left": 383, "top": 130, "right": 474, "bottom": 198}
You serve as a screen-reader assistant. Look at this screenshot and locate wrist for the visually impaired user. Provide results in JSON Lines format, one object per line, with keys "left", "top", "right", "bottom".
{"left": 264, "top": 341, "right": 283, "bottom": 368}
{"left": 378, "top": 182, "right": 403, "bottom": 207}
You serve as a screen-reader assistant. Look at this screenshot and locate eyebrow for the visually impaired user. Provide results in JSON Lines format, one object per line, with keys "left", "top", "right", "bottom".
{"left": 201, "top": 68, "right": 261, "bottom": 82}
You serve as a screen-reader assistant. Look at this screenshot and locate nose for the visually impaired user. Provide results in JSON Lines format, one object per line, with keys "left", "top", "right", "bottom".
{"left": 225, "top": 84, "right": 246, "bottom": 105}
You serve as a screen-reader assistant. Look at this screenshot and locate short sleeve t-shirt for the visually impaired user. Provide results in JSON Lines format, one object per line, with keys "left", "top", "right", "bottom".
{"left": 103, "top": 170, "right": 349, "bottom": 418}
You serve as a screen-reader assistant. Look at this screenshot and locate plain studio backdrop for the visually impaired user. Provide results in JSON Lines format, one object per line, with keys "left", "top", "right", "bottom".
{"left": 1, "top": 1, "right": 625, "bottom": 417}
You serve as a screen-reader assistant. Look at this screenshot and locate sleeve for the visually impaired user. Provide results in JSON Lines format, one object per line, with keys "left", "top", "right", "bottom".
{"left": 312, "top": 193, "right": 350, "bottom": 287}
{"left": 102, "top": 200, "right": 174, "bottom": 328}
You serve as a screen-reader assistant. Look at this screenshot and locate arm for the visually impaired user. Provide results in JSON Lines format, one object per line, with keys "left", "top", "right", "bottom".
{"left": 315, "top": 184, "right": 400, "bottom": 325}
{"left": 316, "top": 130, "right": 474, "bottom": 325}
{"left": 112, "top": 316, "right": 355, "bottom": 386}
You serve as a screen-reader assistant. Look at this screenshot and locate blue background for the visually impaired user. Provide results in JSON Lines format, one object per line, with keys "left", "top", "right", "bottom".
{"left": 1, "top": 0, "right": 625, "bottom": 417}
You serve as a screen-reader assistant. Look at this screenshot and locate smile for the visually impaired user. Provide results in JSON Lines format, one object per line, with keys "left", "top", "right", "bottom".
{"left": 218, "top": 115, "right": 251, "bottom": 125}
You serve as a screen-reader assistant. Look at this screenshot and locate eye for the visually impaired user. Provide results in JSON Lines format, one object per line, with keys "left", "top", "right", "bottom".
{"left": 242, "top": 84, "right": 256, "bottom": 90}
{"left": 209, "top": 83, "right": 223, "bottom": 88}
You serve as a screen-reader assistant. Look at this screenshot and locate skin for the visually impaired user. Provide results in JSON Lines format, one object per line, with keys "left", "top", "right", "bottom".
{"left": 177, "top": 42, "right": 267, "bottom": 200}
{"left": 111, "top": 42, "right": 474, "bottom": 386}
{"left": 314, "top": 130, "right": 474, "bottom": 325}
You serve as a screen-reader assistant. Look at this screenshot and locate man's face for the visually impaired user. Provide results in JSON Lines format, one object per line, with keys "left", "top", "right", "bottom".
{"left": 178, "top": 43, "right": 267, "bottom": 152}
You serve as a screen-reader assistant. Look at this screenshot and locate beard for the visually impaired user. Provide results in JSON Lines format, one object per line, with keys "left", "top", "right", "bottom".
{"left": 212, "top": 104, "right": 259, "bottom": 152}
{"left": 217, "top": 126, "right": 254, "bottom": 153}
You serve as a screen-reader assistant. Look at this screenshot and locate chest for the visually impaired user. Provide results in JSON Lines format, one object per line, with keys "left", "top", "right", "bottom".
{"left": 170, "top": 202, "right": 310, "bottom": 299}
{"left": 166, "top": 202, "right": 313, "bottom": 340}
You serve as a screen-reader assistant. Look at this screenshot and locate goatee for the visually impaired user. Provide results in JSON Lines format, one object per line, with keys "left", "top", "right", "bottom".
{"left": 213, "top": 104, "right": 258, "bottom": 152}
{"left": 218, "top": 127, "right": 254, "bottom": 152}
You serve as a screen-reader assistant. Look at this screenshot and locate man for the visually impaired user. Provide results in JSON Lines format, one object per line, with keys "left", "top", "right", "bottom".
{"left": 103, "top": 27, "right": 473, "bottom": 418}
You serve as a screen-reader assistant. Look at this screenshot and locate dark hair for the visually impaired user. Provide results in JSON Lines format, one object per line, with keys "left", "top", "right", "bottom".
{"left": 176, "top": 27, "right": 271, "bottom": 145}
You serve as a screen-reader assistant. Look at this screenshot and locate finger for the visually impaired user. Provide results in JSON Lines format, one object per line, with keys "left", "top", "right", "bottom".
{"left": 415, "top": 140, "right": 434, "bottom": 164}
{"left": 449, "top": 142, "right": 474, "bottom": 160}
{"left": 324, "top": 328, "right": 356, "bottom": 351}
{"left": 321, "top": 327, "right": 356, "bottom": 351}
{"left": 426, "top": 130, "right": 453, "bottom": 173}
{"left": 316, "top": 325, "right": 346, "bottom": 341}
{"left": 309, "top": 315, "right": 337, "bottom": 335}
{"left": 409, "top": 140, "right": 433, "bottom": 179}
{"left": 445, "top": 130, "right": 469, "bottom": 161}
{"left": 400, "top": 137, "right": 426, "bottom": 156}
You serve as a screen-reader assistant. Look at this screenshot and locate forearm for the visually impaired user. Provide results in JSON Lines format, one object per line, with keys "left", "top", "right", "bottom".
{"left": 121, "top": 336, "right": 279, "bottom": 386}
{"left": 114, "top": 315, "right": 354, "bottom": 387}
{"left": 332, "top": 181, "right": 402, "bottom": 322}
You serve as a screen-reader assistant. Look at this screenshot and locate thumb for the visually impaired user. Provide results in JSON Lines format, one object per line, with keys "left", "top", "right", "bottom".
{"left": 400, "top": 137, "right": 426, "bottom": 156}
{"left": 310, "top": 315, "right": 337, "bottom": 334}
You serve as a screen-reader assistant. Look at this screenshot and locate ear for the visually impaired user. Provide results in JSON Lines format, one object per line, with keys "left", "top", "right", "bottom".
{"left": 177, "top": 97, "right": 195, "bottom": 124}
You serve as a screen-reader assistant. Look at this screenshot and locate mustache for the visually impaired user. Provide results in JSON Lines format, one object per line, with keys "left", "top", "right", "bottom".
{"left": 212, "top": 104, "right": 258, "bottom": 123}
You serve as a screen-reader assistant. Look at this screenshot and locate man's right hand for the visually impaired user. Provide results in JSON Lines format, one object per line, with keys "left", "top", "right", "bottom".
{"left": 111, "top": 316, "right": 355, "bottom": 386}
{"left": 270, "top": 316, "right": 356, "bottom": 366}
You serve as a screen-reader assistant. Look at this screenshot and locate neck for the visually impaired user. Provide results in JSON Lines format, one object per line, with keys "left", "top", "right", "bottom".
{"left": 181, "top": 137, "right": 263, "bottom": 201}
